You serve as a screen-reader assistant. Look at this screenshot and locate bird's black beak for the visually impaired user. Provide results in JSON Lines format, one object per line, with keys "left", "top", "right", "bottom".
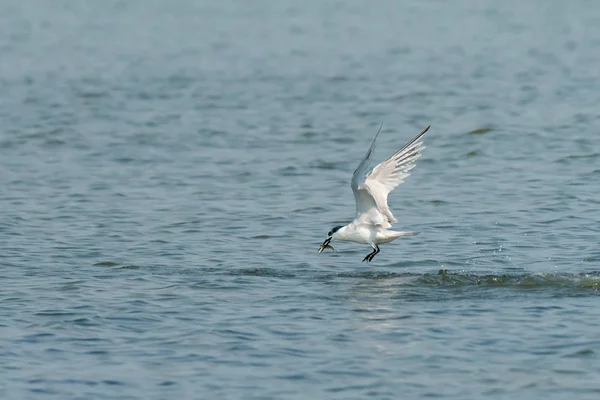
{"left": 318, "top": 237, "right": 333, "bottom": 253}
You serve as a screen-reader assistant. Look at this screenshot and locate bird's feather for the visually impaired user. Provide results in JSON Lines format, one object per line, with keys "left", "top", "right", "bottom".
{"left": 350, "top": 123, "right": 382, "bottom": 193}
{"left": 351, "top": 125, "right": 430, "bottom": 227}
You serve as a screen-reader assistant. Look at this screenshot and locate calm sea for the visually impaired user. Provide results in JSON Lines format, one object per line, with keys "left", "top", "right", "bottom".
{"left": 1, "top": 1, "right": 600, "bottom": 399}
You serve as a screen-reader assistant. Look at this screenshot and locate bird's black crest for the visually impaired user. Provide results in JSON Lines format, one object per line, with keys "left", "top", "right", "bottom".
{"left": 327, "top": 225, "right": 343, "bottom": 237}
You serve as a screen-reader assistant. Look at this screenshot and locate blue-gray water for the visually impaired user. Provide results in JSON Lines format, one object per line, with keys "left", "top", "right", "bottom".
{"left": 2, "top": 1, "right": 600, "bottom": 399}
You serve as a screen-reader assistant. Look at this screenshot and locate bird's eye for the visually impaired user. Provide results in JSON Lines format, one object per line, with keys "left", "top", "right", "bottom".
{"left": 327, "top": 231, "right": 332, "bottom": 236}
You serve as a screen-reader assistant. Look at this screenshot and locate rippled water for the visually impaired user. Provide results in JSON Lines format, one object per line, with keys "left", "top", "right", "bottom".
{"left": 2, "top": 0, "right": 600, "bottom": 399}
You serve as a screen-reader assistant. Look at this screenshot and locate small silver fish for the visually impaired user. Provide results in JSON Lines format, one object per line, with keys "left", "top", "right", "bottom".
{"left": 318, "top": 244, "right": 336, "bottom": 252}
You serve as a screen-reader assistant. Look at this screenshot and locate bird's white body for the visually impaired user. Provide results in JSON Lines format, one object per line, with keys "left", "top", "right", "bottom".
{"left": 319, "top": 124, "right": 430, "bottom": 262}
{"left": 333, "top": 224, "right": 416, "bottom": 245}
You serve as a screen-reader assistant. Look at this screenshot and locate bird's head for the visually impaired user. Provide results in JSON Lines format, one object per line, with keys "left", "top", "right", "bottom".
{"left": 318, "top": 225, "right": 343, "bottom": 253}
{"left": 327, "top": 225, "right": 343, "bottom": 237}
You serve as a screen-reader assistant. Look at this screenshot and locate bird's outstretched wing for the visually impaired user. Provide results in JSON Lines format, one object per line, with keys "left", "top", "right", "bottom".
{"left": 351, "top": 125, "right": 430, "bottom": 227}
{"left": 350, "top": 124, "right": 383, "bottom": 224}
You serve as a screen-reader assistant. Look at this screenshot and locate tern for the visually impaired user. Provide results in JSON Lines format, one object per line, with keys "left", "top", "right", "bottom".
{"left": 318, "top": 124, "right": 430, "bottom": 262}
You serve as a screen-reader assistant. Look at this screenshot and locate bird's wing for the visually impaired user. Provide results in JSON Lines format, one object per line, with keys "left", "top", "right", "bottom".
{"left": 350, "top": 124, "right": 400, "bottom": 228}
{"left": 351, "top": 124, "right": 388, "bottom": 226}
{"left": 351, "top": 123, "right": 382, "bottom": 192}
{"left": 363, "top": 125, "right": 430, "bottom": 224}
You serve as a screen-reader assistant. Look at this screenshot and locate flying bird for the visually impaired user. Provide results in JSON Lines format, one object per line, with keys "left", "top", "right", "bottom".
{"left": 318, "top": 124, "right": 430, "bottom": 262}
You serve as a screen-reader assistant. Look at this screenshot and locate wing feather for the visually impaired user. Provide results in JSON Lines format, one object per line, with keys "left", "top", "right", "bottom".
{"left": 351, "top": 124, "right": 430, "bottom": 227}
{"left": 350, "top": 123, "right": 382, "bottom": 193}
{"left": 363, "top": 125, "right": 430, "bottom": 224}
{"left": 350, "top": 124, "right": 385, "bottom": 224}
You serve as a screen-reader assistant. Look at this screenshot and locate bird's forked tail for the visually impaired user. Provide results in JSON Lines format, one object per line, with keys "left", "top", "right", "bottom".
{"left": 390, "top": 231, "right": 419, "bottom": 238}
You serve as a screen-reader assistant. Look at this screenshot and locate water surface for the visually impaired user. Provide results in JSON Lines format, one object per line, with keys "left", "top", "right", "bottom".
{"left": 1, "top": 1, "right": 600, "bottom": 399}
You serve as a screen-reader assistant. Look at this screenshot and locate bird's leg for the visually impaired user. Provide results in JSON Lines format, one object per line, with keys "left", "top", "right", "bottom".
{"left": 362, "top": 245, "right": 379, "bottom": 262}
{"left": 373, "top": 245, "right": 380, "bottom": 260}
{"left": 362, "top": 249, "right": 374, "bottom": 262}
{"left": 364, "top": 245, "right": 380, "bottom": 262}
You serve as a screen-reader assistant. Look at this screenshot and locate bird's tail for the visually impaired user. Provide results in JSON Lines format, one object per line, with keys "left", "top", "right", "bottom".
{"left": 390, "top": 231, "right": 419, "bottom": 238}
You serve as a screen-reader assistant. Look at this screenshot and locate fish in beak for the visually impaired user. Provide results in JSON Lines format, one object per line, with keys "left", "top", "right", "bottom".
{"left": 318, "top": 237, "right": 335, "bottom": 253}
